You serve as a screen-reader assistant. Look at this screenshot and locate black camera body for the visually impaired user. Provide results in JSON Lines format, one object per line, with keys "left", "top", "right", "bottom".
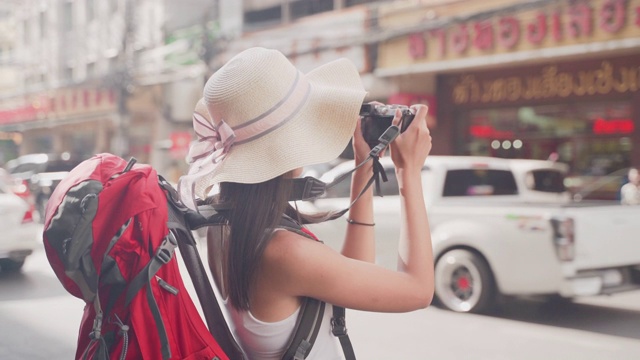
{"left": 359, "top": 104, "right": 415, "bottom": 148}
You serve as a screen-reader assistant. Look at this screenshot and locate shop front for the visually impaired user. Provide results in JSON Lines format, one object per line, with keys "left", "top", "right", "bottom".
{"left": 0, "top": 83, "right": 162, "bottom": 166}
{"left": 441, "top": 55, "right": 640, "bottom": 199}
{"left": 376, "top": 0, "right": 640, "bottom": 199}
{"left": 0, "top": 87, "right": 117, "bottom": 162}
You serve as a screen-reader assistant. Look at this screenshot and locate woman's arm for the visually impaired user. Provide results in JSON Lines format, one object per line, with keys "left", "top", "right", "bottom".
{"left": 265, "top": 228, "right": 432, "bottom": 312}
{"left": 264, "top": 105, "right": 434, "bottom": 312}
{"left": 341, "top": 117, "right": 375, "bottom": 262}
{"left": 392, "top": 105, "right": 434, "bottom": 290}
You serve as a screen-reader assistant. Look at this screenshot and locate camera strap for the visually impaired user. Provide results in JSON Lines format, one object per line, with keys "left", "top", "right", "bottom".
{"left": 289, "top": 125, "right": 401, "bottom": 222}
{"left": 318, "top": 155, "right": 387, "bottom": 221}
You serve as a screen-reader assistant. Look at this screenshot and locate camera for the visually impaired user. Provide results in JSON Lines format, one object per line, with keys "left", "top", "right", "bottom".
{"left": 359, "top": 104, "right": 415, "bottom": 149}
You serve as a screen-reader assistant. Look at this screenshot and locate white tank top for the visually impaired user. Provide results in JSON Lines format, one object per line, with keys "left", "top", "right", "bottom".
{"left": 226, "top": 300, "right": 345, "bottom": 360}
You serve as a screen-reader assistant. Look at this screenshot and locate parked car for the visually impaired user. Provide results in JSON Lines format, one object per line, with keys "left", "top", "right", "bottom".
{"left": 0, "top": 173, "right": 39, "bottom": 272}
{"left": 0, "top": 167, "right": 35, "bottom": 205}
{"left": 300, "top": 155, "right": 640, "bottom": 313}
{"left": 6, "top": 153, "right": 82, "bottom": 222}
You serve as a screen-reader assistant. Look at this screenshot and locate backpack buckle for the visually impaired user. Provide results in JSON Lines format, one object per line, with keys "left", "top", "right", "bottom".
{"left": 89, "top": 313, "right": 104, "bottom": 340}
{"left": 156, "top": 247, "right": 172, "bottom": 264}
{"left": 155, "top": 233, "right": 178, "bottom": 264}
{"left": 331, "top": 316, "right": 348, "bottom": 337}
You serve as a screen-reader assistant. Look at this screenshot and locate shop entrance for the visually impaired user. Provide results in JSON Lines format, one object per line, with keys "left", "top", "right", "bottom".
{"left": 458, "top": 101, "right": 634, "bottom": 200}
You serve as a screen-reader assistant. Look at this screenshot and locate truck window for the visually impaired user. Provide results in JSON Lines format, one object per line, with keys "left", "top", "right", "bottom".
{"left": 443, "top": 169, "right": 518, "bottom": 197}
{"left": 528, "top": 170, "right": 566, "bottom": 193}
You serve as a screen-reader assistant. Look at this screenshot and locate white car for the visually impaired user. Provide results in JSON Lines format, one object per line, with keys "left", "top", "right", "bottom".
{"left": 7, "top": 153, "right": 80, "bottom": 223}
{"left": 0, "top": 176, "right": 39, "bottom": 272}
{"left": 301, "top": 155, "right": 640, "bottom": 313}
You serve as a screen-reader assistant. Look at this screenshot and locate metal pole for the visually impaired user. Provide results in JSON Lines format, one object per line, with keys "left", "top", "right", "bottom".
{"left": 114, "top": 0, "right": 135, "bottom": 157}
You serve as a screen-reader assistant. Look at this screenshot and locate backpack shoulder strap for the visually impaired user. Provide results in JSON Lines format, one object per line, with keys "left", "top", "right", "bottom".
{"left": 160, "top": 177, "right": 247, "bottom": 360}
{"left": 277, "top": 216, "right": 356, "bottom": 360}
{"left": 277, "top": 216, "right": 325, "bottom": 360}
{"left": 330, "top": 306, "right": 356, "bottom": 360}
{"left": 281, "top": 297, "right": 325, "bottom": 360}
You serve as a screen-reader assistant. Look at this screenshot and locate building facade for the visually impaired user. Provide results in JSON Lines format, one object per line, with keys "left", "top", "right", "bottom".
{"left": 376, "top": 0, "right": 640, "bottom": 199}
{"left": 0, "top": 0, "right": 397, "bottom": 179}
{"left": 7, "top": 0, "right": 635, "bottom": 199}
{"left": 0, "top": 0, "right": 165, "bottom": 165}
{"left": 156, "top": 0, "right": 395, "bottom": 179}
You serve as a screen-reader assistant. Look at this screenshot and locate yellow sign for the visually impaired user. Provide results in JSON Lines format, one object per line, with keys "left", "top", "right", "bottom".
{"left": 378, "top": 0, "right": 640, "bottom": 69}
{"left": 452, "top": 60, "right": 640, "bottom": 104}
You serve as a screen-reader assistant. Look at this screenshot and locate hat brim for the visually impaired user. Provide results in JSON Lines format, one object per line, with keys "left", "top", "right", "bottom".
{"left": 193, "top": 58, "right": 367, "bottom": 197}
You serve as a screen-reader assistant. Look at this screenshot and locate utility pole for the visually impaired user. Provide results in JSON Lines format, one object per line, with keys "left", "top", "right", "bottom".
{"left": 199, "top": 0, "right": 219, "bottom": 80}
{"left": 112, "top": 0, "right": 136, "bottom": 158}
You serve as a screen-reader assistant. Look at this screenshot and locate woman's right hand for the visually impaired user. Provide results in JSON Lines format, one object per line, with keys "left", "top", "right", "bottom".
{"left": 389, "top": 104, "right": 432, "bottom": 172}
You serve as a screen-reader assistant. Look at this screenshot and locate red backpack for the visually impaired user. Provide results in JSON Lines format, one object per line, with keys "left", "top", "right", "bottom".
{"left": 43, "top": 152, "right": 355, "bottom": 360}
{"left": 42, "top": 153, "right": 229, "bottom": 360}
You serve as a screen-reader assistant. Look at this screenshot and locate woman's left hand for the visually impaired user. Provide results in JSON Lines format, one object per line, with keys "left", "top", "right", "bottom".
{"left": 352, "top": 101, "right": 385, "bottom": 162}
{"left": 352, "top": 117, "right": 371, "bottom": 163}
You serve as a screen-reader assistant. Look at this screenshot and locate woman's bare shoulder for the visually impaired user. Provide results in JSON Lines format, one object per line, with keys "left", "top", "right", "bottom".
{"left": 264, "top": 229, "right": 329, "bottom": 266}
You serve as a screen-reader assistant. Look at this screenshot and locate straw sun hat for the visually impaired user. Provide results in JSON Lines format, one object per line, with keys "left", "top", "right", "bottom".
{"left": 178, "top": 47, "right": 367, "bottom": 207}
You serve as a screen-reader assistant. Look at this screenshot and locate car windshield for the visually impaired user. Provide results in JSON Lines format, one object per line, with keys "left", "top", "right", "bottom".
{"left": 7, "top": 158, "right": 79, "bottom": 175}
{"left": 44, "top": 160, "right": 77, "bottom": 172}
{"left": 9, "top": 162, "right": 42, "bottom": 174}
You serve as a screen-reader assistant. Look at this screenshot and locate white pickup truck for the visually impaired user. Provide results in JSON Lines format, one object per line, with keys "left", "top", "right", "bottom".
{"left": 301, "top": 155, "right": 640, "bottom": 313}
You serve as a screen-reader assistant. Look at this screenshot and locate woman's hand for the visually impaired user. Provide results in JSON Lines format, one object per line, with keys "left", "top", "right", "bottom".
{"left": 352, "top": 116, "right": 371, "bottom": 163}
{"left": 352, "top": 101, "right": 386, "bottom": 163}
{"left": 389, "top": 104, "right": 432, "bottom": 172}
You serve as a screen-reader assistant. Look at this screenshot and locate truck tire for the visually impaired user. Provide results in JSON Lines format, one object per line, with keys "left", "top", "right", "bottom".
{"left": 434, "top": 249, "right": 496, "bottom": 313}
{"left": 0, "top": 259, "right": 25, "bottom": 273}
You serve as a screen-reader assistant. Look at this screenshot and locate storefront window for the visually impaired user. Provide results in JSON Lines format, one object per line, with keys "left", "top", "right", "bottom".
{"left": 459, "top": 101, "right": 633, "bottom": 200}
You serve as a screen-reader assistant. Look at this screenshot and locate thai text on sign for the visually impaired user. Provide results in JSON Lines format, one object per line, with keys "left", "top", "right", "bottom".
{"left": 408, "top": 0, "right": 639, "bottom": 60}
{"left": 451, "top": 60, "right": 639, "bottom": 104}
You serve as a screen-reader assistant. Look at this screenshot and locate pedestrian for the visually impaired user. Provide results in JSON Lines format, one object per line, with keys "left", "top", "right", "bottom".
{"left": 178, "top": 47, "right": 434, "bottom": 359}
{"left": 621, "top": 167, "right": 640, "bottom": 205}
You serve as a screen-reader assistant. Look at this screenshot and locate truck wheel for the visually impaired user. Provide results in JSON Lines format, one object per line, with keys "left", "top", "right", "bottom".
{"left": 0, "top": 259, "right": 25, "bottom": 273}
{"left": 435, "top": 249, "right": 496, "bottom": 313}
{"left": 542, "top": 294, "right": 574, "bottom": 307}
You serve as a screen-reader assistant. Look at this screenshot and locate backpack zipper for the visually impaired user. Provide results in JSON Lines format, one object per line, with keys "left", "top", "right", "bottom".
{"left": 156, "top": 276, "right": 179, "bottom": 295}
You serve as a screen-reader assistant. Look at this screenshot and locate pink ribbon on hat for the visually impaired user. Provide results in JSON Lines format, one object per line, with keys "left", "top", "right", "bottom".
{"left": 178, "top": 111, "right": 236, "bottom": 210}
{"left": 178, "top": 70, "right": 312, "bottom": 210}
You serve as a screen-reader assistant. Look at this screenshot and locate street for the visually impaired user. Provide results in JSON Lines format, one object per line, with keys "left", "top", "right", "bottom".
{"left": 1, "top": 229, "right": 639, "bottom": 360}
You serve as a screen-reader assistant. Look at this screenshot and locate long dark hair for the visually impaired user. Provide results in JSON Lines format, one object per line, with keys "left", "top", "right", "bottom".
{"left": 217, "top": 172, "right": 293, "bottom": 310}
{"left": 215, "top": 173, "right": 333, "bottom": 310}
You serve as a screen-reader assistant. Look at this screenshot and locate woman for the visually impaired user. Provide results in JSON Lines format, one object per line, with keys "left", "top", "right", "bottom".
{"left": 179, "top": 47, "right": 434, "bottom": 359}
